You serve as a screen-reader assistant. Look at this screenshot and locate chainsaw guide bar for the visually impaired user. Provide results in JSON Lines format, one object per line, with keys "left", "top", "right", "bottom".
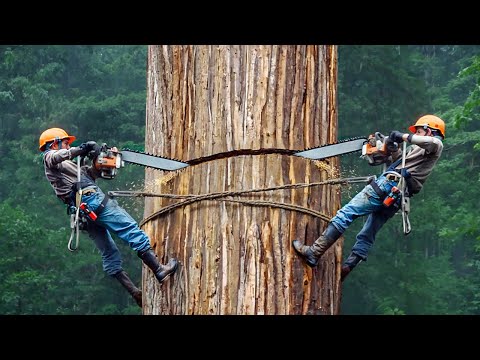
{"left": 119, "top": 137, "right": 368, "bottom": 172}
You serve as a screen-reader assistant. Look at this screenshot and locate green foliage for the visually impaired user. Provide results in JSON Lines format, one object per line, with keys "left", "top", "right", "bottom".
{"left": 454, "top": 55, "right": 480, "bottom": 130}
{"left": 0, "top": 45, "right": 146, "bottom": 314}
{"left": 0, "top": 202, "right": 142, "bottom": 314}
{"left": 338, "top": 45, "right": 430, "bottom": 137}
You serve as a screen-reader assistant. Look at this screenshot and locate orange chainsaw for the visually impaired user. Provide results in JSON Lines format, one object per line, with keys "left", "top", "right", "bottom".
{"left": 90, "top": 143, "right": 189, "bottom": 179}
{"left": 360, "top": 132, "right": 398, "bottom": 166}
{"left": 293, "top": 133, "right": 398, "bottom": 167}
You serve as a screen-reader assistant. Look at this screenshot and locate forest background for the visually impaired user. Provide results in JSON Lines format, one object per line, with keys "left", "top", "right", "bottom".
{"left": 1, "top": 45, "right": 479, "bottom": 315}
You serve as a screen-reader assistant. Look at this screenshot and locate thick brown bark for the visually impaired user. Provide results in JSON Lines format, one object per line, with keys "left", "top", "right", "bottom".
{"left": 141, "top": 45, "right": 342, "bottom": 315}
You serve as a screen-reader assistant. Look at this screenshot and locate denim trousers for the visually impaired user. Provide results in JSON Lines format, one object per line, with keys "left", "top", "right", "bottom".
{"left": 330, "top": 174, "right": 400, "bottom": 261}
{"left": 80, "top": 186, "right": 151, "bottom": 276}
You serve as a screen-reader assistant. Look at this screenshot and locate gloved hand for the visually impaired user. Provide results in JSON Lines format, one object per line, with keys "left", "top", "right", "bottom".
{"left": 388, "top": 130, "right": 405, "bottom": 144}
{"left": 79, "top": 141, "right": 101, "bottom": 157}
{"left": 384, "top": 137, "right": 398, "bottom": 152}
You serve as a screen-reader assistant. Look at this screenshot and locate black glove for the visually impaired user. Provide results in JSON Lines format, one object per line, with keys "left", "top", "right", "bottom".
{"left": 384, "top": 137, "right": 398, "bottom": 152}
{"left": 388, "top": 130, "right": 405, "bottom": 144}
{"left": 79, "top": 141, "right": 101, "bottom": 157}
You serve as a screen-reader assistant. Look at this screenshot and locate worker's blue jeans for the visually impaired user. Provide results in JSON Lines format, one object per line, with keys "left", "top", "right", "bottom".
{"left": 330, "top": 174, "right": 400, "bottom": 261}
{"left": 80, "top": 186, "right": 151, "bottom": 276}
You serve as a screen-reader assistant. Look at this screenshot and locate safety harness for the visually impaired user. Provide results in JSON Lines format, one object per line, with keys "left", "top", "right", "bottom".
{"left": 67, "top": 156, "right": 83, "bottom": 251}
{"left": 67, "top": 156, "right": 109, "bottom": 251}
{"left": 368, "top": 142, "right": 411, "bottom": 235}
{"left": 398, "top": 142, "right": 412, "bottom": 235}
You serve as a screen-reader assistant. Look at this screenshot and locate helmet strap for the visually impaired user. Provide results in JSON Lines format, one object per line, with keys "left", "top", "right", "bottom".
{"left": 55, "top": 136, "right": 62, "bottom": 150}
{"left": 430, "top": 129, "right": 443, "bottom": 139}
{"left": 45, "top": 142, "right": 53, "bottom": 151}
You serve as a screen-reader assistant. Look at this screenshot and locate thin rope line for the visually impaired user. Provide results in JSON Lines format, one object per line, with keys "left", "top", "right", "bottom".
{"left": 112, "top": 176, "right": 373, "bottom": 228}
{"left": 109, "top": 176, "right": 373, "bottom": 199}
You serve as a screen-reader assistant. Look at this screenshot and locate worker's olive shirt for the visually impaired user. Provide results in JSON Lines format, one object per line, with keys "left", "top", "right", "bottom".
{"left": 43, "top": 147, "right": 95, "bottom": 204}
{"left": 391, "top": 134, "right": 443, "bottom": 195}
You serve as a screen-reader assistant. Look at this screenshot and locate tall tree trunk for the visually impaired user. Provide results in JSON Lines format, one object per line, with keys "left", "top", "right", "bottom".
{"left": 141, "top": 45, "right": 342, "bottom": 315}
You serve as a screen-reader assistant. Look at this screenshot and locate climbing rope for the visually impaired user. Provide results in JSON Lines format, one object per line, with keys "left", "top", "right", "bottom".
{"left": 398, "top": 141, "right": 412, "bottom": 235}
{"left": 108, "top": 175, "right": 375, "bottom": 228}
{"left": 67, "top": 156, "right": 82, "bottom": 252}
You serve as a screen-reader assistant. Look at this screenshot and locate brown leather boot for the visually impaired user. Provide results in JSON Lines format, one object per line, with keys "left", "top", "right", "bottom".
{"left": 341, "top": 265, "right": 352, "bottom": 282}
{"left": 113, "top": 270, "right": 142, "bottom": 308}
{"left": 292, "top": 223, "right": 342, "bottom": 267}
{"left": 138, "top": 249, "right": 179, "bottom": 284}
{"left": 341, "top": 252, "right": 362, "bottom": 282}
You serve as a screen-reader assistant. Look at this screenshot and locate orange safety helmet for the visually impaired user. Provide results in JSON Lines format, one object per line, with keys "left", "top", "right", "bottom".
{"left": 39, "top": 127, "right": 76, "bottom": 151}
{"left": 408, "top": 114, "right": 445, "bottom": 139}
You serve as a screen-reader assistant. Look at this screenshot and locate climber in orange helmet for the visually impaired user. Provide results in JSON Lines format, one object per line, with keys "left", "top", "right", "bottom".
{"left": 39, "top": 127, "right": 179, "bottom": 308}
{"left": 292, "top": 115, "right": 445, "bottom": 281}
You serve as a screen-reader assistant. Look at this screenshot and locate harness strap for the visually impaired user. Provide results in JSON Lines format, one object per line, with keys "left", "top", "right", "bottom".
{"left": 68, "top": 156, "right": 82, "bottom": 252}
{"left": 369, "top": 178, "right": 386, "bottom": 198}
{"left": 387, "top": 157, "right": 403, "bottom": 172}
{"left": 399, "top": 141, "right": 412, "bottom": 235}
{"left": 95, "top": 195, "right": 110, "bottom": 217}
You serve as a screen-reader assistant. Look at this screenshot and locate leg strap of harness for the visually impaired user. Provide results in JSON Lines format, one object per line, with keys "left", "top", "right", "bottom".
{"left": 369, "top": 178, "right": 386, "bottom": 198}
{"left": 95, "top": 195, "right": 110, "bottom": 217}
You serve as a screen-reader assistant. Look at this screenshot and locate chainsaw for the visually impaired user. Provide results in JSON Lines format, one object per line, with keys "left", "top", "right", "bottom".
{"left": 294, "top": 132, "right": 397, "bottom": 166}
{"left": 358, "top": 132, "right": 398, "bottom": 166}
{"left": 90, "top": 133, "right": 398, "bottom": 180}
{"left": 89, "top": 143, "right": 189, "bottom": 179}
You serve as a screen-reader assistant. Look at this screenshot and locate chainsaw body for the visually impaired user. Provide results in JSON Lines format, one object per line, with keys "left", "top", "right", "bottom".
{"left": 93, "top": 145, "right": 124, "bottom": 179}
{"left": 361, "top": 132, "right": 397, "bottom": 166}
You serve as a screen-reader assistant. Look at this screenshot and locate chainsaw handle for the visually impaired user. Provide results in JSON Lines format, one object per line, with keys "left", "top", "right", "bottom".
{"left": 97, "top": 143, "right": 119, "bottom": 155}
{"left": 99, "top": 142, "right": 109, "bottom": 153}
{"left": 86, "top": 143, "right": 119, "bottom": 165}
{"left": 374, "top": 131, "right": 386, "bottom": 143}
{"left": 366, "top": 132, "right": 385, "bottom": 147}
{"left": 367, "top": 132, "right": 398, "bottom": 153}
{"left": 79, "top": 154, "right": 88, "bottom": 166}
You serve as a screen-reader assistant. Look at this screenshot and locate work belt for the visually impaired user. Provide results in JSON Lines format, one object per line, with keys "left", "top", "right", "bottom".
{"left": 80, "top": 188, "right": 109, "bottom": 217}
{"left": 82, "top": 188, "right": 97, "bottom": 195}
{"left": 385, "top": 172, "right": 401, "bottom": 182}
{"left": 67, "top": 187, "right": 109, "bottom": 218}
{"left": 368, "top": 173, "right": 400, "bottom": 199}
{"left": 72, "top": 175, "right": 96, "bottom": 193}
{"left": 80, "top": 187, "right": 109, "bottom": 217}
{"left": 66, "top": 187, "right": 97, "bottom": 207}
